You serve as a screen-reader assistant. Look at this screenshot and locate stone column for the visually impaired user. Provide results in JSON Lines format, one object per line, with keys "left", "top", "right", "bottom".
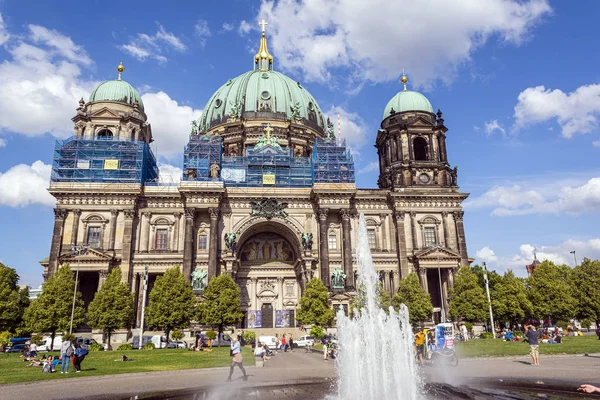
{"left": 379, "top": 214, "right": 388, "bottom": 251}
{"left": 135, "top": 273, "right": 144, "bottom": 328}
{"left": 182, "top": 208, "right": 196, "bottom": 281}
{"left": 172, "top": 212, "right": 182, "bottom": 252}
{"left": 441, "top": 211, "right": 449, "bottom": 248}
{"left": 418, "top": 268, "right": 429, "bottom": 293}
{"left": 396, "top": 135, "right": 403, "bottom": 161}
{"left": 251, "top": 277, "right": 258, "bottom": 311}
{"left": 393, "top": 211, "right": 409, "bottom": 279}
{"left": 208, "top": 207, "right": 220, "bottom": 280}
{"left": 442, "top": 270, "right": 449, "bottom": 319}
{"left": 318, "top": 208, "right": 330, "bottom": 288}
{"left": 340, "top": 209, "right": 354, "bottom": 290}
{"left": 122, "top": 209, "right": 136, "bottom": 286}
{"left": 98, "top": 270, "right": 109, "bottom": 291}
{"left": 453, "top": 211, "right": 469, "bottom": 266}
{"left": 383, "top": 271, "right": 391, "bottom": 294}
{"left": 49, "top": 208, "right": 68, "bottom": 275}
{"left": 109, "top": 209, "right": 118, "bottom": 251}
{"left": 409, "top": 211, "right": 418, "bottom": 252}
{"left": 140, "top": 212, "right": 151, "bottom": 252}
{"left": 71, "top": 209, "right": 81, "bottom": 247}
{"left": 277, "top": 277, "right": 284, "bottom": 310}
{"left": 392, "top": 270, "right": 399, "bottom": 294}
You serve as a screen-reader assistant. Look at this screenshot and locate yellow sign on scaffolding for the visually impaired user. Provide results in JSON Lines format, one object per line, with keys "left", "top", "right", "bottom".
{"left": 263, "top": 174, "right": 275, "bottom": 185}
{"left": 104, "top": 159, "right": 119, "bottom": 170}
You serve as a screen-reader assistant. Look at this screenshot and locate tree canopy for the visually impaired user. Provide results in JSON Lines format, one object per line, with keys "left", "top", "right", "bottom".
{"left": 296, "top": 278, "right": 334, "bottom": 327}
{"left": 0, "top": 263, "right": 29, "bottom": 332}
{"left": 145, "top": 267, "right": 196, "bottom": 341}
{"left": 570, "top": 258, "right": 600, "bottom": 322}
{"left": 448, "top": 266, "right": 488, "bottom": 322}
{"left": 87, "top": 268, "right": 135, "bottom": 346}
{"left": 490, "top": 270, "right": 532, "bottom": 326}
{"left": 196, "top": 274, "right": 243, "bottom": 341}
{"left": 391, "top": 272, "right": 433, "bottom": 326}
{"left": 24, "top": 264, "right": 84, "bottom": 347}
{"left": 527, "top": 260, "right": 576, "bottom": 322}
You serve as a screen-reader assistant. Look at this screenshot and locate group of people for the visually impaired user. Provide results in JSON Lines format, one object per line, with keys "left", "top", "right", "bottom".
{"left": 59, "top": 338, "right": 88, "bottom": 373}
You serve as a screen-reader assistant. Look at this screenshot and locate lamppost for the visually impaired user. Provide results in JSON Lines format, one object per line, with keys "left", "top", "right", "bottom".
{"left": 69, "top": 244, "right": 90, "bottom": 334}
{"left": 434, "top": 244, "right": 445, "bottom": 323}
{"left": 570, "top": 250, "right": 577, "bottom": 267}
{"left": 483, "top": 262, "right": 496, "bottom": 338}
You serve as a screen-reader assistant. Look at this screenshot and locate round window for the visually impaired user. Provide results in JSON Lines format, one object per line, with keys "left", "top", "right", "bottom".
{"left": 261, "top": 73, "right": 269, "bottom": 79}
{"left": 419, "top": 173, "right": 430, "bottom": 184}
{"left": 261, "top": 91, "right": 271, "bottom": 100}
{"left": 215, "top": 99, "right": 222, "bottom": 108}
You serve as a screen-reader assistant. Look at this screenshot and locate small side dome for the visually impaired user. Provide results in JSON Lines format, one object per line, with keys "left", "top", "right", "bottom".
{"left": 383, "top": 74, "right": 432, "bottom": 119}
{"left": 88, "top": 62, "right": 144, "bottom": 111}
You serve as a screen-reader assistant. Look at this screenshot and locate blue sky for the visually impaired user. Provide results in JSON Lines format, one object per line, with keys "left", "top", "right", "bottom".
{"left": 1, "top": 0, "right": 600, "bottom": 287}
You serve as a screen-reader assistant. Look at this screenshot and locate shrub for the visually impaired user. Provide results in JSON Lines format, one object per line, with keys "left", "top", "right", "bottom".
{"left": 171, "top": 330, "right": 184, "bottom": 341}
{"left": 143, "top": 342, "right": 155, "bottom": 350}
{"left": 0, "top": 331, "right": 11, "bottom": 351}
{"left": 242, "top": 331, "right": 256, "bottom": 344}
{"left": 89, "top": 343, "right": 104, "bottom": 351}
{"left": 31, "top": 334, "right": 44, "bottom": 346}
{"left": 465, "top": 322, "right": 473, "bottom": 332}
{"left": 513, "top": 330, "right": 523, "bottom": 337}
{"left": 556, "top": 320, "right": 569, "bottom": 330}
{"left": 117, "top": 343, "right": 133, "bottom": 351}
{"left": 310, "top": 326, "right": 324, "bottom": 339}
{"left": 206, "top": 331, "right": 217, "bottom": 340}
{"left": 581, "top": 319, "right": 593, "bottom": 329}
{"left": 480, "top": 332, "right": 494, "bottom": 339}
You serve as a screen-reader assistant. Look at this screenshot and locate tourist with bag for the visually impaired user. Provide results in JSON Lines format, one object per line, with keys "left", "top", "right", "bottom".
{"left": 227, "top": 336, "right": 248, "bottom": 382}
{"left": 60, "top": 337, "right": 73, "bottom": 374}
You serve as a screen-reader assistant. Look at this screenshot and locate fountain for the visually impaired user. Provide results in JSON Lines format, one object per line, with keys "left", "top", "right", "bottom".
{"left": 335, "top": 213, "right": 421, "bottom": 400}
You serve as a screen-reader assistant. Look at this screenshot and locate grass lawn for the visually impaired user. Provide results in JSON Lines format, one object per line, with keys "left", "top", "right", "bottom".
{"left": 456, "top": 335, "right": 600, "bottom": 358}
{"left": 0, "top": 347, "right": 254, "bottom": 385}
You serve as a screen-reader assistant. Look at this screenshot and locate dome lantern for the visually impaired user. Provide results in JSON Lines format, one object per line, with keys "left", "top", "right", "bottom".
{"left": 88, "top": 62, "right": 144, "bottom": 112}
{"left": 382, "top": 73, "right": 433, "bottom": 120}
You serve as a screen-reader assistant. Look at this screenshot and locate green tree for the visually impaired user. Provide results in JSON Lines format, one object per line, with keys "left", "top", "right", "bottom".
{"left": 527, "top": 260, "right": 576, "bottom": 323}
{"left": 296, "top": 278, "right": 334, "bottom": 326}
{"left": 471, "top": 264, "right": 501, "bottom": 291}
{"left": 310, "top": 325, "right": 324, "bottom": 339}
{"left": 196, "top": 274, "right": 243, "bottom": 345}
{"left": 448, "top": 266, "right": 488, "bottom": 322}
{"left": 171, "top": 330, "right": 184, "bottom": 341}
{"left": 391, "top": 273, "right": 433, "bottom": 326}
{"left": 490, "top": 270, "right": 532, "bottom": 327}
{"left": 570, "top": 258, "right": 600, "bottom": 323}
{"left": 0, "top": 263, "right": 29, "bottom": 332}
{"left": 23, "top": 264, "right": 85, "bottom": 349}
{"left": 146, "top": 267, "right": 196, "bottom": 342}
{"left": 87, "top": 268, "right": 135, "bottom": 347}
{"left": 351, "top": 281, "right": 391, "bottom": 316}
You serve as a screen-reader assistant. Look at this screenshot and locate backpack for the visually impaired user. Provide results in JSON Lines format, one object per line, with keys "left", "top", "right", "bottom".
{"left": 66, "top": 345, "right": 74, "bottom": 357}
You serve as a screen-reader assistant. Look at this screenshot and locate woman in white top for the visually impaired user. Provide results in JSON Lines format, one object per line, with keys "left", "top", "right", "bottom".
{"left": 227, "top": 337, "right": 248, "bottom": 382}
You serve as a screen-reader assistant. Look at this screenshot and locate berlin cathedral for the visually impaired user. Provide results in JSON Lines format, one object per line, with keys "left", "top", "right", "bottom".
{"left": 42, "top": 22, "right": 471, "bottom": 331}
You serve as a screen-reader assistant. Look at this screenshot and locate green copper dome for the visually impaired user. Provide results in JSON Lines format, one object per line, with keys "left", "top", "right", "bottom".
{"left": 89, "top": 79, "right": 144, "bottom": 112}
{"left": 198, "top": 69, "right": 326, "bottom": 133}
{"left": 383, "top": 90, "right": 433, "bottom": 119}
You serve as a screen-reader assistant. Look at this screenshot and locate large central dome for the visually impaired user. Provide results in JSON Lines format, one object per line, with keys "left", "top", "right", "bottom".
{"left": 197, "top": 31, "right": 326, "bottom": 134}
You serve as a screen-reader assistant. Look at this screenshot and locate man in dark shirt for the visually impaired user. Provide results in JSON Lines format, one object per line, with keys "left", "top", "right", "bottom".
{"left": 526, "top": 325, "right": 540, "bottom": 365}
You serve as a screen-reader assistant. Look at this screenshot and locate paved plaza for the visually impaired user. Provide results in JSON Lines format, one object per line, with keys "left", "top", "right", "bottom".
{"left": 1, "top": 350, "right": 599, "bottom": 400}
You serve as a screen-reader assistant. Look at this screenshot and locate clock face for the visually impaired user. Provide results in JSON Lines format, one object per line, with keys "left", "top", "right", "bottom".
{"left": 419, "top": 173, "right": 430, "bottom": 184}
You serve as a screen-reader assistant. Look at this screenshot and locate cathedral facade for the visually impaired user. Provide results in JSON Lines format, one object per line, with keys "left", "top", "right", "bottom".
{"left": 42, "top": 25, "right": 470, "bottom": 330}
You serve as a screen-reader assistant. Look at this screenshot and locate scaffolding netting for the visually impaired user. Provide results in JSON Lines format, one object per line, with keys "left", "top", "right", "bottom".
{"left": 51, "top": 136, "right": 159, "bottom": 184}
{"left": 183, "top": 134, "right": 222, "bottom": 181}
{"left": 313, "top": 138, "right": 355, "bottom": 183}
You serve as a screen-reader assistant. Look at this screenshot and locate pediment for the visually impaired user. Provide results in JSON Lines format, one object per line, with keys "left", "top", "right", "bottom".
{"left": 89, "top": 107, "right": 122, "bottom": 119}
{"left": 59, "top": 248, "right": 114, "bottom": 262}
{"left": 414, "top": 246, "right": 461, "bottom": 260}
{"left": 407, "top": 116, "right": 434, "bottom": 127}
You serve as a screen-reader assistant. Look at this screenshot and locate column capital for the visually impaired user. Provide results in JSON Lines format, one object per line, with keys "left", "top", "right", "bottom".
{"left": 409, "top": 211, "right": 416, "bottom": 219}
{"left": 99, "top": 270, "right": 109, "bottom": 278}
{"left": 453, "top": 210, "right": 464, "bottom": 220}
{"left": 173, "top": 211, "right": 182, "bottom": 218}
{"left": 392, "top": 270, "right": 399, "bottom": 277}
{"left": 251, "top": 277, "right": 258, "bottom": 283}
{"left": 208, "top": 207, "right": 219, "bottom": 220}
{"left": 184, "top": 208, "right": 196, "bottom": 219}
{"left": 124, "top": 209, "right": 136, "bottom": 219}
{"left": 54, "top": 208, "right": 68, "bottom": 219}
{"left": 379, "top": 213, "right": 387, "bottom": 220}
{"left": 143, "top": 211, "right": 152, "bottom": 218}
{"left": 318, "top": 208, "right": 329, "bottom": 221}
{"left": 393, "top": 210, "right": 405, "bottom": 222}
{"left": 339, "top": 208, "right": 351, "bottom": 221}
{"left": 441, "top": 211, "right": 448, "bottom": 218}
{"left": 73, "top": 208, "right": 82, "bottom": 217}
{"left": 277, "top": 276, "right": 284, "bottom": 283}
{"left": 110, "top": 209, "right": 119, "bottom": 217}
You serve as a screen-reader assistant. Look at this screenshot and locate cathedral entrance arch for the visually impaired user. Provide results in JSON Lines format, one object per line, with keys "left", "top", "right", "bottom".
{"left": 235, "top": 221, "right": 303, "bottom": 329}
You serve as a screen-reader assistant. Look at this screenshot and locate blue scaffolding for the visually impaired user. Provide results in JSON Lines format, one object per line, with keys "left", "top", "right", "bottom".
{"left": 183, "top": 134, "right": 222, "bottom": 181}
{"left": 313, "top": 138, "right": 355, "bottom": 183}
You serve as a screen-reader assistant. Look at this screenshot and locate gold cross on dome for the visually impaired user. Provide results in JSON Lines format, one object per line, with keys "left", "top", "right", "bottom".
{"left": 259, "top": 19, "right": 268, "bottom": 33}
{"left": 263, "top": 124, "right": 273, "bottom": 138}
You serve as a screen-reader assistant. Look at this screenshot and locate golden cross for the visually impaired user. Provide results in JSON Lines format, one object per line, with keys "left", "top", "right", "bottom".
{"left": 263, "top": 124, "right": 273, "bottom": 138}
{"left": 259, "top": 19, "right": 268, "bottom": 33}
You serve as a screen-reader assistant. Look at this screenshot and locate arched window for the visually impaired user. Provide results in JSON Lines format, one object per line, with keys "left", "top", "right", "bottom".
{"left": 413, "top": 137, "right": 428, "bottom": 161}
{"left": 97, "top": 129, "right": 113, "bottom": 138}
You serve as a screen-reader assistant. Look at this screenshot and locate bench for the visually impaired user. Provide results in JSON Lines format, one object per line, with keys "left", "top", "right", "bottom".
{"left": 255, "top": 356, "right": 264, "bottom": 367}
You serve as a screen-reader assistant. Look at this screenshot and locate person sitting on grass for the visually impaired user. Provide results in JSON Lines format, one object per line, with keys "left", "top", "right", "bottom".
{"left": 51, "top": 356, "right": 61, "bottom": 372}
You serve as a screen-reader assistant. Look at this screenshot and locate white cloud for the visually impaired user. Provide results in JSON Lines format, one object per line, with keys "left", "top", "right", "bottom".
{"left": 142, "top": 91, "right": 202, "bottom": 157}
{"left": 465, "top": 176, "right": 600, "bottom": 216}
{"left": 0, "top": 138, "right": 6, "bottom": 148}
{"left": 593, "top": 140, "right": 600, "bottom": 148}
{"left": 255, "top": 0, "right": 551, "bottom": 86}
{"left": 484, "top": 119, "right": 506, "bottom": 136}
{"left": 514, "top": 84, "right": 600, "bottom": 138}
{"left": 158, "top": 163, "right": 182, "bottom": 184}
{"left": 239, "top": 20, "right": 253, "bottom": 35}
{"left": 0, "top": 161, "right": 54, "bottom": 208}
{"left": 0, "top": 25, "right": 97, "bottom": 137}
{"left": 194, "top": 20, "right": 211, "bottom": 46}
{"left": 222, "top": 23, "right": 234, "bottom": 32}
{"left": 0, "top": 13, "right": 9, "bottom": 45}
{"left": 324, "top": 106, "right": 369, "bottom": 154}
{"left": 120, "top": 23, "right": 186, "bottom": 62}
{"left": 475, "top": 246, "right": 498, "bottom": 264}
{"left": 359, "top": 161, "right": 379, "bottom": 174}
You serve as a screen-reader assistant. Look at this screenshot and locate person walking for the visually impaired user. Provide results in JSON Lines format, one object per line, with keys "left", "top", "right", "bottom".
{"left": 73, "top": 344, "right": 88, "bottom": 372}
{"left": 526, "top": 325, "right": 540, "bottom": 366}
{"left": 289, "top": 334, "right": 294, "bottom": 352}
{"left": 60, "top": 337, "right": 73, "bottom": 374}
{"left": 414, "top": 328, "right": 426, "bottom": 366}
{"left": 281, "top": 334, "right": 287, "bottom": 352}
{"left": 227, "top": 336, "right": 248, "bottom": 382}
